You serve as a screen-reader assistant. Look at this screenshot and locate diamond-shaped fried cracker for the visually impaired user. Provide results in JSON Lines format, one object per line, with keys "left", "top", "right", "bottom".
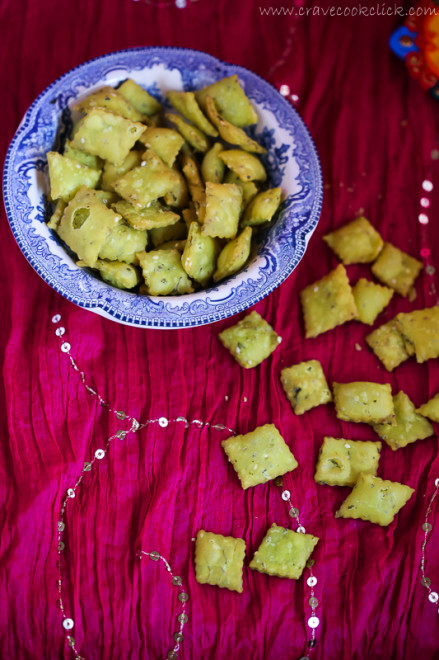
{"left": 118, "top": 79, "right": 162, "bottom": 117}
{"left": 202, "top": 182, "right": 242, "bottom": 239}
{"left": 335, "top": 473, "right": 414, "bottom": 526}
{"left": 71, "top": 109, "right": 146, "bottom": 165}
{"left": 195, "top": 75, "right": 258, "bottom": 127}
{"left": 47, "top": 152, "right": 101, "bottom": 202}
{"left": 136, "top": 248, "right": 193, "bottom": 295}
{"left": 57, "top": 187, "right": 122, "bottom": 268}
{"left": 371, "top": 243, "right": 422, "bottom": 297}
{"left": 366, "top": 320, "right": 410, "bottom": 371}
{"left": 213, "top": 227, "right": 252, "bottom": 283}
{"left": 222, "top": 424, "right": 297, "bottom": 489}
{"left": 249, "top": 524, "right": 319, "bottom": 580}
{"left": 372, "top": 391, "right": 434, "bottom": 450}
{"left": 323, "top": 217, "right": 383, "bottom": 264}
{"left": 73, "top": 85, "right": 144, "bottom": 122}
{"left": 333, "top": 382, "right": 395, "bottom": 424}
{"left": 219, "top": 311, "right": 281, "bottom": 368}
{"left": 417, "top": 393, "right": 439, "bottom": 423}
{"left": 138, "top": 127, "right": 184, "bottom": 168}
{"left": 314, "top": 437, "right": 381, "bottom": 487}
{"left": 195, "top": 530, "right": 245, "bottom": 593}
{"left": 352, "top": 278, "right": 393, "bottom": 325}
{"left": 113, "top": 149, "right": 181, "bottom": 208}
{"left": 300, "top": 264, "right": 358, "bottom": 338}
{"left": 395, "top": 307, "right": 439, "bottom": 363}
{"left": 280, "top": 359, "right": 332, "bottom": 415}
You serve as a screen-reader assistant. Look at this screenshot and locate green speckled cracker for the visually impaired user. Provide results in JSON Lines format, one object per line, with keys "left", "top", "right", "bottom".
{"left": 323, "top": 216, "right": 383, "bottom": 264}
{"left": 201, "top": 143, "right": 225, "bottom": 184}
{"left": 181, "top": 222, "right": 220, "bottom": 286}
{"left": 224, "top": 171, "right": 258, "bottom": 210}
{"left": 166, "top": 113, "right": 210, "bottom": 152}
{"left": 417, "top": 393, "right": 439, "bottom": 423}
{"left": 195, "top": 530, "right": 245, "bottom": 593}
{"left": 113, "top": 200, "right": 180, "bottom": 231}
{"left": 352, "top": 278, "right": 393, "bottom": 325}
{"left": 219, "top": 311, "right": 281, "bottom": 368}
{"left": 333, "top": 382, "right": 395, "bottom": 424}
{"left": 280, "top": 359, "right": 332, "bottom": 415}
{"left": 63, "top": 140, "right": 103, "bottom": 170}
{"left": 221, "top": 424, "right": 297, "bottom": 489}
{"left": 202, "top": 181, "right": 242, "bottom": 239}
{"left": 139, "top": 127, "right": 185, "bottom": 167}
{"left": 118, "top": 79, "right": 162, "bottom": 116}
{"left": 98, "top": 223, "right": 147, "bottom": 264}
{"left": 335, "top": 473, "right": 414, "bottom": 526}
{"left": 47, "top": 152, "right": 101, "bottom": 202}
{"left": 314, "top": 437, "right": 381, "bottom": 487}
{"left": 167, "top": 91, "right": 218, "bottom": 137}
{"left": 241, "top": 188, "right": 282, "bottom": 227}
{"left": 373, "top": 391, "right": 433, "bottom": 450}
{"left": 196, "top": 75, "right": 258, "bottom": 127}
{"left": 71, "top": 108, "right": 146, "bottom": 165}
{"left": 213, "top": 227, "right": 252, "bottom": 283}
{"left": 92, "top": 259, "right": 141, "bottom": 289}
{"left": 300, "top": 264, "right": 358, "bottom": 338}
{"left": 113, "top": 149, "right": 181, "bottom": 208}
{"left": 249, "top": 524, "right": 318, "bottom": 580}
{"left": 395, "top": 307, "right": 439, "bottom": 363}
{"left": 371, "top": 243, "right": 422, "bottom": 297}
{"left": 74, "top": 85, "right": 144, "bottom": 122}
{"left": 57, "top": 187, "right": 122, "bottom": 268}
{"left": 100, "top": 150, "right": 142, "bottom": 192}
{"left": 219, "top": 150, "right": 267, "bottom": 183}
{"left": 136, "top": 248, "right": 193, "bottom": 295}
{"left": 181, "top": 152, "right": 206, "bottom": 222}
{"left": 365, "top": 320, "right": 410, "bottom": 371}
{"left": 205, "top": 96, "right": 265, "bottom": 153}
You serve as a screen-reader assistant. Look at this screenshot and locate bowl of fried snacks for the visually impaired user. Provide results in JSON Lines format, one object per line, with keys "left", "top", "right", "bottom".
{"left": 3, "top": 47, "right": 322, "bottom": 328}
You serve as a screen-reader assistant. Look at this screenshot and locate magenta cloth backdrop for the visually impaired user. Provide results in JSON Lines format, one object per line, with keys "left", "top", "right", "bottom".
{"left": 1, "top": 1, "right": 439, "bottom": 658}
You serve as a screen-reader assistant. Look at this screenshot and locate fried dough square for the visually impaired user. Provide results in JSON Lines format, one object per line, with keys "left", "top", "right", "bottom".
{"left": 136, "top": 249, "right": 193, "bottom": 295}
{"left": 219, "top": 311, "right": 281, "bottom": 368}
{"left": 57, "top": 187, "right": 122, "bottom": 267}
{"left": 71, "top": 108, "right": 146, "bottom": 165}
{"left": 323, "top": 216, "right": 383, "bottom": 264}
{"left": 221, "top": 424, "right": 298, "bottom": 489}
{"left": 365, "top": 321, "right": 410, "bottom": 371}
{"left": 202, "top": 182, "right": 242, "bottom": 239}
{"left": 280, "top": 359, "right": 332, "bottom": 415}
{"left": 213, "top": 227, "right": 252, "bottom": 283}
{"left": 249, "top": 524, "right": 319, "bottom": 580}
{"left": 195, "top": 530, "right": 245, "bottom": 593}
{"left": 333, "top": 382, "right": 395, "bottom": 424}
{"left": 395, "top": 307, "right": 439, "bottom": 363}
{"left": 371, "top": 243, "right": 422, "bottom": 297}
{"left": 335, "top": 473, "right": 414, "bottom": 526}
{"left": 300, "top": 264, "right": 358, "bottom": 338}
{"left": 352, "top": 278, "right": 393, "bottom": 325}
{"left": 372, "top": 391, "right": 434, "bottom": 450}
{"left": 113, "top": 148, "right": 181, "bottom": 208}
{"left": 417, "top": 393, "right": 439, "bottom": 423}
{"left": 47, "top": 152, "right": 101, "bottom": 202}
{"left": 314, "top": 437, "right": 381, "bottom": 487}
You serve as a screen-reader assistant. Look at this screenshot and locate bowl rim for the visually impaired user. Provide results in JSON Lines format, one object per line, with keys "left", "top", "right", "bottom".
{"left": 3, "top": 45, "right": 323, "bottom": 329}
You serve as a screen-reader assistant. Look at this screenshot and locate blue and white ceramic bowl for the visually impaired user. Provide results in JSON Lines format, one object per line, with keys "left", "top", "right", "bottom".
{"left": 3, "top": 47, "right": 322, "bottom": 328}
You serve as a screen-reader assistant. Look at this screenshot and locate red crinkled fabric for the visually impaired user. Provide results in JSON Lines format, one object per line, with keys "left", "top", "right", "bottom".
{"left": 1, "top": 1, "right": 439, "bottom": 658}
